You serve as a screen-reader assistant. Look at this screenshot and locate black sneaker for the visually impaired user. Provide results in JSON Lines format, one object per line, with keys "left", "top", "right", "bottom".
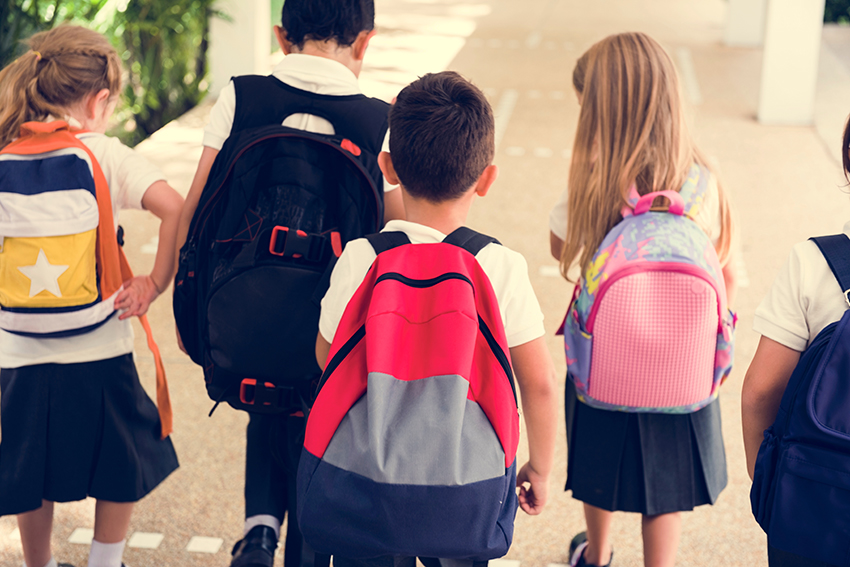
{"left": 230, "top": 525, "right": 278, "bottom": 567}
{"left": 569, "top": 532, "right": 613, "bottom": 567}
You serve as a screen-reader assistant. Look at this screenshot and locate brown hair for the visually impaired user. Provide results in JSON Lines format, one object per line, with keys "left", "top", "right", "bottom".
{"left": 561, "top": 32, "right": 734, "bottom": 280}
{"left": 388, "top": 71, "right": 494, "bottom": 202}
{"left": 0, "top": 25, "right": 121, "bottom": 149}
{"left": 843, "top": 113, "right": 850, "bottom": 183}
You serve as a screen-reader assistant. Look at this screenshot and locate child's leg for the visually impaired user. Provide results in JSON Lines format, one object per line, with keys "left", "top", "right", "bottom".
{"left": 89, "top": 501, "right": 133, "bottom": 567}
{"left": 18, "top": 500, "right": 55, "bottom": 567}
{"left": 641, "top": 512, "right": 681, "bottom": 567}
{"left": 582, "top": 503, "right": 614, "bottom": 566}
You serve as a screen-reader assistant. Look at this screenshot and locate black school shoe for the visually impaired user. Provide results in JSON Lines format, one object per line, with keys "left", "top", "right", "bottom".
{"left": 231, "top": 525, "right": 278, "bottom": 567}
{"left": 569, "top": 532, "right": 613, "bottom": 567}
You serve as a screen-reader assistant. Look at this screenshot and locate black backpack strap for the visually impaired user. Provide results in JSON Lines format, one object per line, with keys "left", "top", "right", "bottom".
{"left": 365, "top": 231, "right": 411, "bottom": 254}
{"left": 443, "top": 226, "right": 500, "bottom": 256}
{"left": 811, "top": 235, "right": 850, "bottom": 305}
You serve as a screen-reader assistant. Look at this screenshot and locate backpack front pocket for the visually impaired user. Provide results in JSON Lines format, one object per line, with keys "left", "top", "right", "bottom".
{"left": 0, "top": 231, "right": 98, "bottom": 308}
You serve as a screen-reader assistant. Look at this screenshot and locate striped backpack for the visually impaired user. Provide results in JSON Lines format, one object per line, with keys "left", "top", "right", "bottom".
{"left": 297, "top": 227, "right": 519, "bottom": 561}
{"left": 0, "top": 120, "right": 172, "bottom": 436}
{"left": 563, "top": 164, "right": 735, "bottom": 413}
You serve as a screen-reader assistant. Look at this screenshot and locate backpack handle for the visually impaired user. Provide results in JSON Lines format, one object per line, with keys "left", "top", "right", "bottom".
{"left": 633, "top": 190, "right": 685, "bottom": 216}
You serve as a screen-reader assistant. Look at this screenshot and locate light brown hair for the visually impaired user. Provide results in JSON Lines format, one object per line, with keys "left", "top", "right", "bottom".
{"left": 561, "top": 32, "right": 734, "bottom": 280}
{"left": 0, "top": 25, "right": 121, "bottom": 149}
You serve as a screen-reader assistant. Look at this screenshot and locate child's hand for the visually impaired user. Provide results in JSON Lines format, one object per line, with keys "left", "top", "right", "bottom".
{"left": 517, "top": 461, "right": 549, "bottom": 515}
{"left": 115, "top": 275, "right": 161, "bottom": 320}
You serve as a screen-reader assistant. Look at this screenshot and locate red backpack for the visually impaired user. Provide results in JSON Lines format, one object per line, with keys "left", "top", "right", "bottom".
{"left": 297, "top": 227, "right": 519, "bottom": 560}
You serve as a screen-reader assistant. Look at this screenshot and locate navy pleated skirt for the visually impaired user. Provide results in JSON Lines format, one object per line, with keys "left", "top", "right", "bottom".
{"left": 565, "top": 379, "right": 727, "bottom": 515}
{"left": 0, "top": 354, "right": 178, "bottom": 516}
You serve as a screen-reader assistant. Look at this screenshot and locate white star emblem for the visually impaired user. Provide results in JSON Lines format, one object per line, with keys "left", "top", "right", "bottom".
{"left": 18, "top": 249, "right": 69, "bottom": 298}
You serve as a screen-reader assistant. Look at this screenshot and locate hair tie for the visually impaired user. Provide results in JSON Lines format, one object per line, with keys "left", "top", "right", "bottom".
{"left": 33, "top": 51, "right": 42, "bottom": 61}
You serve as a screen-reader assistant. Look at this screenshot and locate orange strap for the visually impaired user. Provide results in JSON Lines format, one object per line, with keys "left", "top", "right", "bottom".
{"left": 140, "top": 314, "right": 173, "bottom": 439}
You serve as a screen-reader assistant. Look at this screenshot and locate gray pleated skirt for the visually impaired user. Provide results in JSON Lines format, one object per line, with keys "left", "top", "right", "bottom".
{"left": 565, "top": 379, "right": 727, "bottom": 515}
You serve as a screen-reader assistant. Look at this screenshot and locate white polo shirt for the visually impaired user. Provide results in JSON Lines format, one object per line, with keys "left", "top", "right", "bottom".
{"left": 203, "top": 54, "right": 396, "bottom": 193}
{"left": 319, "top": 220, "right": 546, "bottom": 349}
{"left": 0, "top": 127, "right": 166, "bottom": 368}
{"left": 753, "top": 223, "right": 850, "bottom": 351}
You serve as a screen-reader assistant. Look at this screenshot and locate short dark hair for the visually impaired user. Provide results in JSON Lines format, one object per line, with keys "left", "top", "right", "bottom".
{"left": 281, "top": 0, "right": 375, "bottom": 49}
{"left": 388, "top": 72, "right": 495, "bottom": 202}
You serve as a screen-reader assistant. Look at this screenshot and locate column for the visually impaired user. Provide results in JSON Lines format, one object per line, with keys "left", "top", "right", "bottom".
{"left": 724, "top": 0, "right": 768, "bottom": 46}
{"left": 209, "top": 0, "right": 271, "bottom": 96}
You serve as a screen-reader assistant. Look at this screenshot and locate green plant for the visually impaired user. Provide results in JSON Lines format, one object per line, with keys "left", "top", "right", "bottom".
{"left": 112, "top": 0, "right": 220, "bottom": 145}
{"left": 0, "top": 0, "right": 108, "bottom": 69}
{"left": 825, "top": 0, "right": 850, "bottom": 23}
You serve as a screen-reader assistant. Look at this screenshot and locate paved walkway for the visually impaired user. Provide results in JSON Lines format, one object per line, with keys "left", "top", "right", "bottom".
{"left": 3, "top": 1, "right": 850, "bottom": 566}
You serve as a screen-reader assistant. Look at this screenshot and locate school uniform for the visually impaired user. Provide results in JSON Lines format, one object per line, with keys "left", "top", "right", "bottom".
{"left": 752, "top": 223, "right": 850, "bottom": 567}
{"left": 0, "top": 127, "right": 179, "bottom": 516}
{"left": 550, "top": 172, "right": 728, "bottom": 516}
{"left": 319, "top": 219, "right": 545, "bottom": 567}
{"left": 203, "top": 53, "right": 393, "bottom": 564}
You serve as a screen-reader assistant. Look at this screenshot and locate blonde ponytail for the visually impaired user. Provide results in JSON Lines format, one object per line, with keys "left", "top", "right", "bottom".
{"left": 0, "top": 25, "right": 121, "bottom": 149}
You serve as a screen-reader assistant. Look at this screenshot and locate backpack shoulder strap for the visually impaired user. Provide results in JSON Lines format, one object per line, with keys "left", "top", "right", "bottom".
{"left": 443, "top": 226, "right": 500, "bottom": 256}
{"left": 365, "top": 231, "right": 411, "bottom": 254}
{"left": 811, "top": 235, "right": 850, "bottom": 299}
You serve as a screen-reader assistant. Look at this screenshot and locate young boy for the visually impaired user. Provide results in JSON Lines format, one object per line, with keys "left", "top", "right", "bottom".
{"left": 176, "top": 2, "right": 403, "bottom": 567}
{"left": 315, "top": 71, "right": 559, "bottom": 567}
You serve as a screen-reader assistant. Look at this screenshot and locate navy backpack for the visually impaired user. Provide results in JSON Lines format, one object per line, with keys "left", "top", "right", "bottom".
{"left": 750, "top": 234, "right": 850, "bottom": 566}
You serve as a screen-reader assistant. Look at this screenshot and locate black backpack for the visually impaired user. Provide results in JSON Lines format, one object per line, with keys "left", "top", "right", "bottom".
{"left": 174, "top": 123, "right": 383, "bottom": 413}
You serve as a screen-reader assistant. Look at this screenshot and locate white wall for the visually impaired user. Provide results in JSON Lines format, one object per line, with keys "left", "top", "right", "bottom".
{"left": 208, "top": 0, "right": 271, "bottom": 96}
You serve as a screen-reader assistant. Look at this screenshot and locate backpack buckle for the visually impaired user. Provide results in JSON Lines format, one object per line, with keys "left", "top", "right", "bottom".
{"left": 269, "top": 226, "right": 326, "bottom": 262}
{"left": 239, "top": 378, "right": 285, "bottom": 407}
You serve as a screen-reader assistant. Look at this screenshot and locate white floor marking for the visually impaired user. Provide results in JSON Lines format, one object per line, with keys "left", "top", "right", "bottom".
{"left": 562, "top": 149, "right": 573, "bottom": 159}
{"left": 10, "top": 527, "right": 20, "bottom": 541}
{"left": 68, "top": 528, "right": 94, "bottom": 545}
{"left": 539, "top": 265, "right": 562, "bottom": 277}
{"left": 675, "top": 46, "right": 703, "bottom": 105}
{"left": 469, "top": 37, "right": 484, "bottom": 48}
{"left": 482, "top": 87, "right": 499, "bottom": 98}
{"left": 491, "top": 560, "right": 522, "bottom": 567}
{"left": 507, "top": 39, "right": 520, "bottom": 49}
{"left": 545, "top": 40, "right": 557, "bottom": 50}
{"left": 141, "top": 236, "right": 159, "bottom": 254}
{"left": 488, "top": 38, "right": 503, "bottom": 48}
{"left": 528, "top": 90, "right": 542, "bottom": 99}
{"left": 551, "top": 90, "right": 566, "bottom": 100}
{"left": 563, "top": 41, "right": 575, "bottom": 50}
{"left": 547, "top": 563, "right": 571, "bottom": 567}
{"left": 504, "top": 146, "right": 526, "bottom": 157}
{"left": 534, "top": 147, "right": 554, "bottom": 158}
{"left": 186, "top": 536, "right": 224, "bottom": 554}
{"left": 494, "top": 89, "right": 520, "bottom": 150}
{"left": 526, "top": 31, "right": 542, "bottom": 49}
{"left": 128, "top": 532, "right": 165, "bottom": 549}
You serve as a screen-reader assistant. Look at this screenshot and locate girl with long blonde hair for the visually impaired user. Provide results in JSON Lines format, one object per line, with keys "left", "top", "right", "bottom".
{"left": 549, "top": 33, "right": 736, "bottom": 567}
{"left": 0, "top": 25, "right": 182, "bottom": 567}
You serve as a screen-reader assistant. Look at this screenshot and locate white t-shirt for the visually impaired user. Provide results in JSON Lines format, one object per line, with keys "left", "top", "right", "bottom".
{"left": 319, "top": 220, "right": 546, "bottom": 349}
{"left": 753, "top": 223, "right": 850, "bottom": 351}
{"left": 548, "top": 173, "right": 723, "bottom": 246}
{"left": 0, "top": 129, "right": 166, "bottom": 368}
{"left": 204, "top": 54, "right": 396, "bottom": 193}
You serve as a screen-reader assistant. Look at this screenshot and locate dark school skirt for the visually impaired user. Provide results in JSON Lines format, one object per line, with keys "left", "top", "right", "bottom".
{"left": 564, "top": 379, "right": 727, "bottom": 516}
{"left": 0, "top": 353, "right": 179, "bottom": 516}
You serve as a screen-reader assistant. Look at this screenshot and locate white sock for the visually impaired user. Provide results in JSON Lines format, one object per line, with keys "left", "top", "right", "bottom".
{"left": 23, "top": 558, "right": 58, "bottom": 567}
{"left": 243, "top": 514, "right": 281, "bottom": 539}
{"left": 87, "top": 539, "right": 126, "bottom": 567}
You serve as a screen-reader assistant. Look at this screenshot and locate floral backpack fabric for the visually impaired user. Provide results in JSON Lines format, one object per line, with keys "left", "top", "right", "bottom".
{"left": 564, "top": 164, "right": 735, "bottom": 413}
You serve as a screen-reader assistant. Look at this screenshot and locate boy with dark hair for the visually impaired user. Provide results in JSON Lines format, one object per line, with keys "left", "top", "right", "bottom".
{"left": 314, "top": 71, "right": 558, "bottom": 567}
{"left": 176, "top": 2, "right": 403, "bottom": 567}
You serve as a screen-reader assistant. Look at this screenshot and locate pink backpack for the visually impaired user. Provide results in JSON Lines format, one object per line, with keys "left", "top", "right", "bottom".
{"left": 564, "top": 164, "right": 735, "bottom": 413}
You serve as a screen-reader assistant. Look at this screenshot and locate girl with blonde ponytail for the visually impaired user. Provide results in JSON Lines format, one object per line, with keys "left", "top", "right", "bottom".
{"left": 549, "top": 33, "right": 737, "bottom": 567}
{"left": 0, "top": 25, "right": 182, "bottom": 567}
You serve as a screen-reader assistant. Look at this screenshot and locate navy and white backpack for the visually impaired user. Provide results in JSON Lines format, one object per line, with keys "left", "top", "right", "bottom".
{"left": 750, "top": 234, "right": 850, "bottom": 565}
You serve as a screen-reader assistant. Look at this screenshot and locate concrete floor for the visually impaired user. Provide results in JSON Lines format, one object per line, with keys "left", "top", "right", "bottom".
{"left": 3, "top": 0, "right": 850, "bottom": 566}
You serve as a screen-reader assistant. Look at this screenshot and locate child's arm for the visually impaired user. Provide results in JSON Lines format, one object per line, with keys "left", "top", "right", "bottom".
{"left": 316, "top": 333, "right": 331, "bottom": 370}
{"left": 116, "top": 180, "right": 184, "bottom": 319}
{"left": 176, "top": 146, "right": 219, "bottom": 252}
{"left": 722, "top": 252, "right": 738, "bottom": 309}
{"left": 741, "top": 336, "right": 800, "bottom": 479}
{"left": 510, "top": 336, "right": 558, "bottom": 515}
